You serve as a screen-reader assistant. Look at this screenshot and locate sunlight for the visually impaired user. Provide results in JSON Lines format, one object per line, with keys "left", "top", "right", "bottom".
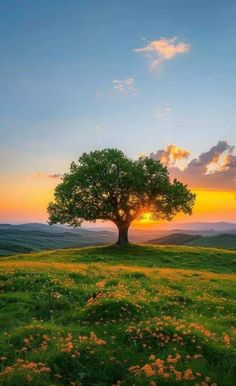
{"left": 138, "top": 212, "right": 154, "bottom": 223}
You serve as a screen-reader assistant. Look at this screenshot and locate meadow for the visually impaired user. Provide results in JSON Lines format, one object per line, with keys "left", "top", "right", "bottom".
{"left": 0, "top": 244, "right": 235, "bottom": 385}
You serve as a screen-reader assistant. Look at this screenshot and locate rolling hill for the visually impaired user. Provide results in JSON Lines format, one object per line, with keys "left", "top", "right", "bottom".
{"left": 0, "top": 223, "right": 116, "bottom": 256}
{"left": 0, "top": 244, "right": 235, "bottom": 385}
{"left": 146, "top": 233, "right": 202, "bottom": 245}
{"left": 147, "top": 232, "right": 236, "bottom": 249}
{"left": 1, "top": 222, "right": 236, "bottom": 257}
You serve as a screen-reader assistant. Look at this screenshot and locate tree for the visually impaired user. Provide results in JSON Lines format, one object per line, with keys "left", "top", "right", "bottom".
{"left": 48, "top": 148, "right": 196, "bottom": 245}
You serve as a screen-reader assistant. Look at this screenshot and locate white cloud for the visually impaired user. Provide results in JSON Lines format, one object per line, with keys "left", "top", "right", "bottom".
{"left": 112, "top": 78, "right": 136, "bottom": 94}
{"left": 154, "top": 106, "right": 171, "bottom": 120}
{"left": 154, "top": 109, "right": 163, "bottom": 120}
{"left": 32, "top": 173, "right": 61, "bottom": 179}
{"left": 151, "top": 144, "right": 190, "bottom": 168}
{"left": 134, "top": 37, "right": 190, "bottom": 69}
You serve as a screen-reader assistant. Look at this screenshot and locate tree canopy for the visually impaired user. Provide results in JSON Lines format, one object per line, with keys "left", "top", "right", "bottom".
{"left": 48, "top": 148, "right": 196, "bottom": 244}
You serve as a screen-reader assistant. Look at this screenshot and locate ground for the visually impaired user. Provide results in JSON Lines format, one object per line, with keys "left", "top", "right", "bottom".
{"left": 0, "top": 244, "right": 235, "bottom": 386}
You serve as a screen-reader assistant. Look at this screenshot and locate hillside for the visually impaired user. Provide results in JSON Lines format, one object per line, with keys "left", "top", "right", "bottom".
{"left": 2, "top": 223, "right": 236, "bottom": 256}
{"left": 0, "top": 224, "right": 116, "bottom": 256}
{"left": 189, "top": 233, "right": 236, "bottom": 249}
{"left": 147, "top": 232, "right": 236, "bottom": 249}
{"left": 0, "top": 244, "right": 235, "bottom": 385}
{"left": 146, "top": 233, "right": 202, "bottom": 245}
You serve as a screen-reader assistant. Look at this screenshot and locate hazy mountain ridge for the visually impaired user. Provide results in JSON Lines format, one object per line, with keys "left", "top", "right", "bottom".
{"left": 0, "top": 223, "right": 116, "bottom": 256}
{"left": 1, "top": 222, "right": 236, "bottom": 256}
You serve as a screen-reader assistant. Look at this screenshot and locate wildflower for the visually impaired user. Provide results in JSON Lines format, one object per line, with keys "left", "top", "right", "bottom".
{"left": 90, "top": 332, "right": 106, "bottom": 345}
{"left": 223, "top": 333, "right": 231, "bottom": 346}
{"left": 129, "top": 365, "right": 141, "bottom": 374}
{"left": 23, "top": 338, "right": 30, "bottom": 346}
{"left": 142, "top": 364, "right": 155, "bottom": 377}
{"left": 184, "top": 368, "right": 193, "bottom": 380}
{"left": 155, "top": 358, "right": 164, "bottom": 367}
{"left": 149, "top": 354, "right": 155, "bottom": 360}
{"left": 175, "top": 371, "right": 182, "bottom": 381}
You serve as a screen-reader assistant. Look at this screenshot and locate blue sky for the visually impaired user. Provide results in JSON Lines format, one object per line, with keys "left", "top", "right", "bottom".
{"left": 0, "top": 0, "right": 236, "bottom": 222}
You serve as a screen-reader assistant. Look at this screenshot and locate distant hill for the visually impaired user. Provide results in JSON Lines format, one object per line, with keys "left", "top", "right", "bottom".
{"left": 130, "top": 228, "right": 223, "bottom": 242}
{"left": 2, "top": 222, "right": 236, "bottom": 256}
{"left": 166, "top": 221, "right": 236, "bottom": 232}
{"left": 189, "top": 233, "right": 236, "bottom": 249}
{"left": 146, "top": 233, "right": 202, "bottom": 245}
{"left": 147, "top": 232, "right": 236, "bottom": 249}
{"left": 0, "top": 223, "right": 116, "bottom": 256}
{"left": 129, "top": 222, "right": 236, "bottom": 242}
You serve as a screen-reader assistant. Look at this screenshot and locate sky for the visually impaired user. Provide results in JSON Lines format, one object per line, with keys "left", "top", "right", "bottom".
{"left": 0, "top": 0, "right": 236, "bottom": 225}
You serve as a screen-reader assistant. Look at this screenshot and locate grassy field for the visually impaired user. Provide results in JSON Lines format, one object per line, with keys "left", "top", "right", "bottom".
{"left": 0, "top": 244, "right": 235, "bottom": 385}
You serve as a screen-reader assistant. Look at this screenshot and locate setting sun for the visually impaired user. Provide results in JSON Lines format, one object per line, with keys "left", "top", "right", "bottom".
{"left": 139, "top": 212, "right": 154, "bottom": 223}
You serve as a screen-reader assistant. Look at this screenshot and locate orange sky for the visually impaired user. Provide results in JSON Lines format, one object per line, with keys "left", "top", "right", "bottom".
{"left": 1, "top": 173, "right": 236, "bottom": 225}
{"left": 133, "top": 189, "right": 236, "bottom": 228}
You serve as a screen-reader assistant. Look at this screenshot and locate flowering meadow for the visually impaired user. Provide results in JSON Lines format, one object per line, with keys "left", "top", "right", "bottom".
{"left": 0, "top": 244, "right": 235, "bottom": 385}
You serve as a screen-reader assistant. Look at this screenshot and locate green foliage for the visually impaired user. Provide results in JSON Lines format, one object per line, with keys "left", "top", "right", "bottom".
{"left": 48, "top": 149, "right": 195, "bottom": 243}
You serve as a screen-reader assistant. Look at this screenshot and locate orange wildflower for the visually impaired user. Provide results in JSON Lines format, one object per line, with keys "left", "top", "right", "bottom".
{"left": 142, "top": 364, "right": 155, "bottom": 377}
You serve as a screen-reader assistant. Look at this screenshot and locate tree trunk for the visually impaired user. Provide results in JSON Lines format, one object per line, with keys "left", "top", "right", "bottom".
{"left": 116, "top": 224, "right": 129, "bottom": 245}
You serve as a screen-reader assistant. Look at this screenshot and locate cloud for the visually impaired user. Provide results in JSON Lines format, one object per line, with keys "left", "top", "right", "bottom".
{"left": 151, "top": 141, "right": 236, "bottom": 191}
{"left": 138, "top": 152, "right": 147, "bottom": 158}
{"left": 112, "top": 78, "right": 136, "bottom": 93}
{"left": 150, "top": 144, "right": 190, "bottom": 167}
{"left": 154, "top": 106, "right": 171, "bottom": 120}
{"left": 32, "top": 173, "right": 61, "bottom": 179}
{"left": 134, "top": 37, "right": 190, "bottom": 69}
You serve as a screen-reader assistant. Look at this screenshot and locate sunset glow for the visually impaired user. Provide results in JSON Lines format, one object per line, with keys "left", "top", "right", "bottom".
{"left": 1, "top": 182, "right": 236, "bottom": 224}
{"left": 138, "top": 212, "right": 155, "bottom": 224}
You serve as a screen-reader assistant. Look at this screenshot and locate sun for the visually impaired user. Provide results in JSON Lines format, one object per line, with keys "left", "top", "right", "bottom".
{"left": 138, "top": 212, "right": 154, "bottom": 223}
{"left": 132, "top": 211, "right": 157, "bottom": 228}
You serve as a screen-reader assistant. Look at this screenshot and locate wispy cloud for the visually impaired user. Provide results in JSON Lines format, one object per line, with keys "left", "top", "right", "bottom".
{"left": 154, "top": 106, "right": 171, "bottom": 120}
{"left": 112, "top": 78, "right": 136, "bottom": 94}
{"left": 134, "top": 37, "right": 191, "bottom": 69}
{"left": 32, "top": 173, "right": 61, "bottom": 179}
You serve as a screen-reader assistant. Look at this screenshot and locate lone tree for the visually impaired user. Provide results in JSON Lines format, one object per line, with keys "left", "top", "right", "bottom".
{"left": 48, "top": 148, "right": 195, "bottom": 245}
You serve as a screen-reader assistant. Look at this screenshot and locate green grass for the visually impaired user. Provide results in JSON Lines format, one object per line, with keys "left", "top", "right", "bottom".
{"left": 0, "top": 244, "right": 235, "bottom": 385}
